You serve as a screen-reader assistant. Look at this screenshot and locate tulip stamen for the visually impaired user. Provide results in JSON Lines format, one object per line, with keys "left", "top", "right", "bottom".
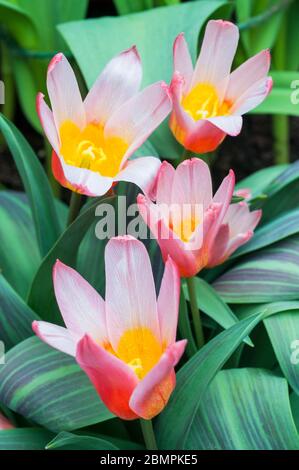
{"left": 182, "top": 82, "right": 231, "bottom": 121}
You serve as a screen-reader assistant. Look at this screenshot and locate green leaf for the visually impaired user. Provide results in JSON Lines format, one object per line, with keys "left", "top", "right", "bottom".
{"left": 0, "top": 0, "right": 37, "bottom": 48}
{"left": 0, "top": 115, "right": 61, "bottom": 257}
{"left": 0, "top": 275, "right": 39, "bottom": 349}
{"left": 232, "top": 207, "right": 299, "bottom": 258}
{"left": 0, "top": 336, "right": 113, "bottom": 432}
{"left": 234, "top": 164, "right": 288, "bottom": 199}
{"left": 155, "top": 310, "right": 264, "bottom": 449}
{"left": 28, "top": 196, "right": 114, "bottom": 324}
{"left": 254, "top": 71, "right": 299, "bottom": 116}
{"left": 177, "top": 287, "right": 197, "bottom": 358}
{"left": 0, "top": 191, "right": 40, "bottom": 298}
{"left": 182, "top": 277, "right": 251, "bottom": 341}
{"left": 187, "top": 369, "right": 299, "bottom": 450}
{"left": 285, "top": 0, "right": 299, "bottom": 70}
{"left": 264, "top": 309, "right": 299, "bottom": 395}
{"left": 46, "top": 432, "right": 119, "bottom": 450}
{"left": 59, "top": 0, "right": 231, "bottom": 159}
{"left": 0, "top": 428, "right": 53, "bottom": 450}
{"left": 213, "top": 235, "right": 299, "bottom": 303}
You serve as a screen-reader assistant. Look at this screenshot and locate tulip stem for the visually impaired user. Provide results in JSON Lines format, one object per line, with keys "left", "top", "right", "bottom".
{"left": 67, "top": 192, "right": 82, "bottom": 226}
{"left": 140, "top": 419, "right": 158, "bottom": 450}
{"left": 186, "top": 276, "right": 204, "bottom": 348}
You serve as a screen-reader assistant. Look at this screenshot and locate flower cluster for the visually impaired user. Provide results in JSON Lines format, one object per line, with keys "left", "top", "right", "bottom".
{"left": 33, "top": 20, "right": 271, "bottom": 420}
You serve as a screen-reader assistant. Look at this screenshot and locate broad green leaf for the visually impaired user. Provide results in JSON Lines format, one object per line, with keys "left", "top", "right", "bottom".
{"left": 0, "top": 191, "right": 40, "bottom": 298}
{"left": 59, "top": 0, "right": 231, "bottom": 159}
{"left": 156, "top": 310, "right": 264, "bottom": 449}
{"left": 0, "top": 428, "right": 53, "bottom": 450}
{"left": 0, "top": 337, "right": 113, "bottom": 432}
{"left": 0, "top": 115, "right": 61, "bottom": 257}
{"left": 232, "top": 207, "right": 299, "bottom": 258}
{"left": 213, "top": 235, "right": 299, "bottom": 303}
{"left": 236, "top": 0, "right": 284, "bottom": 55}
{"left": 0, "top": 0, "right": 37, "bottom": 48}
{"left": 285, "top": 0, "right": 299, "bottom": 70}
{"left": 0, "top": 275, "right": 39, "bottom": 349}
{"left": 290, "top": 393, "right": 299, "bottom": 431}
{"left": 254, "top": 71, "right": 299, "bottom": 116}
{"left": 187, "top": 369, "right": 299, "bottom": 450}
{"left": 177, "top": 288, "right": 197, "bottom": 358}
{"left": 46, "top": 432, "right": 119, "bottom": 450}
{"left": 264, "top": 309, "right": 299, "bottom": 395}
{"left": 113, "top": 0, "right": 153, "bottom": 15}
{"left": 234, "top": 164, "right": 288, "bottom": 198}
{"left": 28, "top": 196, "right": 114, "bottom": 324}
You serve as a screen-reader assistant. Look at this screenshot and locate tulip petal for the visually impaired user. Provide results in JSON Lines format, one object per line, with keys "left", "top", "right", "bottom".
{"left": 53, "top": 260, "right": 108, "bottom": 343}
{"left": 105, "top": 81, "right": 172, "bottom": 162}
{"left": 76, "top": 335, "right": 138, "bottom": 420}
{"left": 207, "top": 115, "right": 243, "bottom": 136}
{"left": 129, "top": 340, "right": 187, "bottom": 419}
{"left": 157, "top": 257, "right": 180, "bottom": 346}
{"left": 211, "top": 169, "right": 235, "bottom": 238}
{"left": 206, "top": 223, "right": 230, "bottom": 267}
{"left": 155, "top": 161, "right": 175, "bottom": 205}
{"left": 114, "top": 156, "right": 161, "bottom": 198}
{"left": 105, "top": 236, "right": 160, "bottom": 350}
{"left": 32, "top": 320, "right": 78, "bottom": 356}
{"left": 55, "top": 153, "right": 113, "bottom": 196}
{"left": 84, "top": 46, "right": 142, "bottom": 125}
{"left": 47, "top": 53, "right": 85, "bottom": 130}
{"left": 173, "top": 33, "right": 193, "bottom": 92}
{"left": 36, "top": 93, "right": 60, "bottom": 154}
{"left": 172, "top": 159, "right": 213, "bottom": 210}
{"left": 226, "top": 49, "right": 271, "bottom": 114}
{"left": 223, "top": 202, "right": 262, "bottom": 236}
{"left": 192, "top": 20, "right": 239, "bottom": 97}
{"left": 0, "top": 412, "right": 13, "bottom": 430}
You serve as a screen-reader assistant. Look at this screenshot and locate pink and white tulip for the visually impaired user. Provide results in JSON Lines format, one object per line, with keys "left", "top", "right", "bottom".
{"left": 32, "top": 236, "right": 186, "bottom": 420}
{"left": 169, "top": 20, "right": 272, "bottom": 153}
{"left": 137, "top": 159, "right": 261, "bottom": 277}
{"left": 37, "top": 48, "right": 172, "bottom": 196}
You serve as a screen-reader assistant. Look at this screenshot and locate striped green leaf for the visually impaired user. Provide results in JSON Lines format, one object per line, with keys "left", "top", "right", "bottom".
{"left": 0, "top": 191, "right": 40, "bottom": 298}
{"left": 46, "top": 432, "right": 119, "bottom": 450}
{"left": 213, "top": 236, "right": 299, "bottom": 303}
{"left": 232, "top": 207, "right": 299, "bottom": 258}
{"left": 0, "top": 115, "right": 61, "bottom": 257}
{"left": 234, "top": 164, "right": 288, "bottom": 199}
{"left": 0, "top": 428, "right": 53, "bottom": 450}
{"left": 0, "top": 275, "right": 39, "bottom": 349}
{"left": 156, "top": 310, "right": 264, "bottom": 449}
{"left": 187, "top": 369, "right": 299, "bottom": 450}
{"left": 28, "top": 196, "right": 114, "bottom": 324}
{"left": 0, "top": 337, "right": 113, "bottom": 432}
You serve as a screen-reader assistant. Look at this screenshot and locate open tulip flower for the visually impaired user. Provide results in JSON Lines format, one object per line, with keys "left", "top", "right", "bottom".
{"left": 170, "top": 20, "right": 272, "bottom": 153}
{"left": 32, "top": 236, "right": 186, "bottom": 420}
{"left": 37, "top": 47, "right": 172, "bottom": 196}
{"left": 137, "top": 159, "right": 261, "bottom": 277}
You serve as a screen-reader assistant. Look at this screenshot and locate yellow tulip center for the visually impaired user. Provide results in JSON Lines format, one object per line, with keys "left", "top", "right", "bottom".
{"left": 104, "top": 327, "right": 162, "bottom": 380}
{"left": 59, "top": 120, "right": 128, "bottom": 177}
{"left": 182, "top": 83, "right": 231, "bottom": 121}
{"left": 169, "top": 215, "right": 200, "bottom": 242}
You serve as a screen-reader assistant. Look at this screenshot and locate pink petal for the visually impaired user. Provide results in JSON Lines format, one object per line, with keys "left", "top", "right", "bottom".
{"left": 173, "top": 33, "right": 193, "bottom": 92}
{"left": 104, "top": 236, "right": 160, "bottom": 350}
{"left": 192, "top": 20, "right": 239, "bottom": 98}
{"left": 223, "top": 202, "right": 262, "bottom": 235}
{"left": 56, "top": 153, "right": 113, "bottom": 196}
{"left": 76, "top": 335, "right": 138, "bottom": 420}
{"left": 32, "top": 320, "right": 78, "bottom": 356}
{"left": 47, "top": 53, "right": 85, "bottom": 130}
{"left": 226, "top": 49, "right": 271, "bottom": 114}
{"left": 172, "top": 158, "right": 213, "bottom": 210}
{"left": 0, "top": 413, "right": 14, "bottom": 430}
{"left": 155, "top": 161, "right": 176, "bottom": 205}
{"left": 129, "top": 340, "right": 187, "bottom": 419}
{"left": 84, "top": 46, "right": 142, "bottom": 125}
{"left": 53, "top": 260, "right": 108, "bottom": 343}
{"left": 36, "top": 93, "right": 59, "bottom": 154}
{"left": 207, "top": 115, "right": 243, "bottom": 136}
{"left": 209, "top": 169, "right": 235, "bottom": 244}
{"left": 104, "top": 81, "right": 172, "bottom": 162}
{"left": 206, "top": 223, "right": 230, "bottom": 267}
{"left": 114, "top": 156, "right": 161, "bottom": 198}
{"left": 157, "top": 257, "right": 180, "bottom": 346}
